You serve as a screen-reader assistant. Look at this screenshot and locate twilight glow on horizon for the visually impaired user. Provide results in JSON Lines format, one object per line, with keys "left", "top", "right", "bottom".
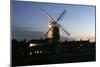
{"left": 11, "top": 1, "right": 96, "bottom": 42}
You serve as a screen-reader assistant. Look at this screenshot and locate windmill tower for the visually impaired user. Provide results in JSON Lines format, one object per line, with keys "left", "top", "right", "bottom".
{"left": 41, "top": 9, "right": 70, "bottom": 43}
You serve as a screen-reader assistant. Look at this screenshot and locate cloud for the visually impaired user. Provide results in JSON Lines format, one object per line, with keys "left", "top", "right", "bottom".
{"left": 11, "top": 26, "right": 44, "bottom": 41}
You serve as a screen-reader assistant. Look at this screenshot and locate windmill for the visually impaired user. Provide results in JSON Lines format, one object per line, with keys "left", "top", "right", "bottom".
{"left": 40, "top": 8, "right": 70, "bottom": 42}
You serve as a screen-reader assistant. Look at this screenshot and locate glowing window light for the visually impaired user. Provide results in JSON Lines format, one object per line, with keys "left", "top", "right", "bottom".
{"left": 29, "top": 43, "right": 39, "bottom": 47}
{"left": 30, "top": 52, "right": 32, "bottom": 55}
{"left": 37, "top": 51, "right": 39, "bottom": 54}
{"left": 34, "top": 51, "right": 37, "bottom": 54}
{"left": 40, "top": 51, "right": 42, "bottom": 53}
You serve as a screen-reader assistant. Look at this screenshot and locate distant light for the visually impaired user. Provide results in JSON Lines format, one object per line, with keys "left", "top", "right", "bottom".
{"left": 37, "top": 51, "right": 39, "bottom": 54}
{"left": 34, "top": 51, "right": 37, "bottom": 54}
{"left": 30, "top": 52, "right": 32, "bottom": 55}
{"left": 29, "top": 43, "right": 39, "bottom": 47}
{"left": 80, "top": 44, "right": 83, "bottom": 46}
{"left": 40, "top": 51, "right": 42, "bottom": 53}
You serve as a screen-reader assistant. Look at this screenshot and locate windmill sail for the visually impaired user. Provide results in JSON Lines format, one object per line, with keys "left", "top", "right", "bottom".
{"left": 57, "top": 10, "right": 66, "bottom": 22}
{"left": 59, "top": 25, "right": 70, "bottom": 36}
{"left": 40, "top": 8, "right": 55, "bottom": 23}
{"left": 41, "top": 8, "right": 71, "bottom": 41}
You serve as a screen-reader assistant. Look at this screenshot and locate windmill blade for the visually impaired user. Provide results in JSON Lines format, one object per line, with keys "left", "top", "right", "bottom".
{"left": 40, "top": 8, "right": 55, "bottom": 22}
{"left": 59, "top": 25, "right": 70, "bottom": 36}
{"left": 57, "top": 10, "right": 66, "bottom": 22}
{"left": 44, "top": 25, "right": 54, "bottom": 37}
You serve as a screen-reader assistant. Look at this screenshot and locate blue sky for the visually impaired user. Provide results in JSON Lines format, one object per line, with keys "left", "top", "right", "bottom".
{"left": 11, "top": 1, "right": 96, "bottom": 41}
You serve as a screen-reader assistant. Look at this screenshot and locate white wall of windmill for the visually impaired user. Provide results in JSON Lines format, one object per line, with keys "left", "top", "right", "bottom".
{"left": 48, "top": 23, "right": 60, "bottom": 39}
{"left": 48, "top": 24, "right": 53, "bottom": 39}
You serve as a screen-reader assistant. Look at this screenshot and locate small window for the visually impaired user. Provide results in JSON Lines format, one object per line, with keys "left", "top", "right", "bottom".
{"left": 40, "top": 51, "right": 42, "bottom": 53}
{"left": 30, "top": 52, "right": 32, "bottom": 55}
{"left": 34, "top": 51, "right": 37, "bottom": 54}
{"left": 37, "top": 51, "right": 39, "bottom": 54}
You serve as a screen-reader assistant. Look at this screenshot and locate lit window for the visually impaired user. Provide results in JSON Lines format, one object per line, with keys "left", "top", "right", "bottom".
{"left": 30, "top": 52, "right": 32, "bottom": 55}
{"left": 34, "top": 51, "right": 37, "bottom": 54}
{"left": 40, "top": 51, "right": 42, "bottom": 53}
{"left": 37, "top": 51, "right": 39, "bottom": 54}
{"left": 29, "top": 43, "right": 39, "bottom": 47}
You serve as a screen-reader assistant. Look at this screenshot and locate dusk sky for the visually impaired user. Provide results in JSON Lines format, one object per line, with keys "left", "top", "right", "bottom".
{"left": 11, "top": 1, "right": 96, "bottom": 41}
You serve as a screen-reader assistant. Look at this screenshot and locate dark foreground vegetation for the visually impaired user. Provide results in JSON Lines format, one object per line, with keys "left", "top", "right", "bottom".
{"left": 11, "top": 38, "right": 96, "bottom": 66}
